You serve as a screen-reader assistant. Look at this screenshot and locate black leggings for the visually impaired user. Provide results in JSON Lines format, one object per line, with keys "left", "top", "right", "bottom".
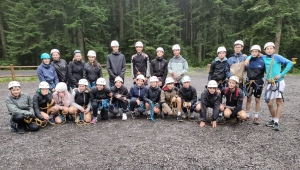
{"left": 116, "top": 100, "right": 128, "bottom": 113}
{"left": 92, "top": 101, "right": 109, "bottom": 120}
{"left": 12, "top": 114, "right": 39, "bottom": 131}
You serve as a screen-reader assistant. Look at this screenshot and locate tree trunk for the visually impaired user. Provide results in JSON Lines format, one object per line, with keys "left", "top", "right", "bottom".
{"left": 77, "top": 26, "right": 84, "bottom": 54}
{"left": 197, "top": 30, "right": 203, "bottom": 63}
{"left": 119, "top": 0, "right": 124, "bottom": 40}
{"left": 190, "top": 0, "right": 193, "bottom": 47}
{"left": 0, "top": 12, "right": 7, "bottom": 58}
{"left": 274, "top": 17, "right": 282, "bottom": 53}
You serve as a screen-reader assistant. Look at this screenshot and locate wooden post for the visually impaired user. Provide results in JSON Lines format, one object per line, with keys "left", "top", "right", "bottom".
{"left": 206, "top": 64, "right": 211, "bottom": 72}
{"left": 10, "top": 64, "right": 16, "bottom": 81}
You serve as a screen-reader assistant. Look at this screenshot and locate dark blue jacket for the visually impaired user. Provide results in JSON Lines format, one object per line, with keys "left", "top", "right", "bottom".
{"left": 37, "top": 63, "right": 59, "bottom": 89}
{"left": 246, "top": 56, "right": 265, "bottom": 80}
{"left": 225, "top": 53, "right": 246, "bottom": 78}
{"left": 129, "top": 85, "right": 147, "bottom": 101}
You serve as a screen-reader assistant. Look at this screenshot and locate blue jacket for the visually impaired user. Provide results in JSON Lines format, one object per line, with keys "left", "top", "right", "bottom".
{"left": 37, "top": 63, "right": 59, "bottom": 89}
{"left": 226, "top": 53, "right": 246, "bottom": 78}
{"left": 129, "top": 85, "right": 147, "bottom": 101}
{"left": 246, "top": 56, "right": 265, "bottom": 80}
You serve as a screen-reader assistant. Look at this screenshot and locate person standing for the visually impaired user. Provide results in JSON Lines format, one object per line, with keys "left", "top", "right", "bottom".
{"left": 50, "top": 49, "right": 68, "bottom": 84}
{"left": 131, "top": 41, "right": 150, "bottom": 84}
{"left": 150, "top": 47, "right": 168, "bottom": 88}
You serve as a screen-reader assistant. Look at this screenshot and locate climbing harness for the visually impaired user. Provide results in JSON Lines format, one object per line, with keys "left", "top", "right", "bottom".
{"left": 183, "top": 102, "right": 198, "bottom": 122}
{"left": 98, "top": 99, "right": 110, "bottom": 113}
{"left": 149, "top": 102, "right": 156, "bottom": 122}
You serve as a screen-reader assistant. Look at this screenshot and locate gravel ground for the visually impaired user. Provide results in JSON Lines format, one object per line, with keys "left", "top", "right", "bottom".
{"left": 0, "top": 71, "right": 300, "bottom": 170}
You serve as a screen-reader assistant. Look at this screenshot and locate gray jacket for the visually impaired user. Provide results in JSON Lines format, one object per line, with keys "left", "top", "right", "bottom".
{"left": 106, "top": 52, "right": 126, "bottom": 81}
{"left": 168, "top": 55, "right": 188, "bottom": 80}
{"left": 5, "top": 93, "right": 34, "bottom": 116}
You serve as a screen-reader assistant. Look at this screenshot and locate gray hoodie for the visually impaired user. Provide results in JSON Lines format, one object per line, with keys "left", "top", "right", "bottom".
{"left": 168, "top": 55, "right": 188, "bottom": 81}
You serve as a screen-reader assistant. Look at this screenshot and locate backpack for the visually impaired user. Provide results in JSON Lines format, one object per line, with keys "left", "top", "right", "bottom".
{"left": 224, "top": 87, "right": 239, "bottom": 98}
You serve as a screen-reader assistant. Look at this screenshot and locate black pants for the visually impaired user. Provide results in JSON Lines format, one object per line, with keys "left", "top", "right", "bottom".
{"left": 12, "top": 114, "right": 39, "bottom": 131}
{"left": 92, "top": 101, "right": 109, "bottom": 120}
{"left": 115, "top": 100, "right": 128, "bottom": 113}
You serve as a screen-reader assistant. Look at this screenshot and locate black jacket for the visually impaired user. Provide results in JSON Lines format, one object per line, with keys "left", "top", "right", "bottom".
{"left": 223, "top": 87, "right": 244, "bottom": 117}
{"left": 144, "top": 86, "right": 161, "bottom": 104}
{"left": 51, "top": 59, "right": 68, "bottom": 83}
{"left": 90, "top": 86, "right": 111, "bottom": 102}
{"left": 32, "top": 92, "right": 55, "bottom": 120}
{"left": 179, "top": 85, "right": 197, "bottom": 105}
{"left": 68, "top": 60, "right": 85, "bottom": 87}
{"left": 110, "top": 85, "right": 129, "bottom": 103}
{"left": 200, "top": 89, "right": 221, "bottom": 121}
{"left": 83, "top": 62, "right": 103, "bottom": 84}
{"left": 208, "top": 57, "right": 227, "bottom": 81}
{"left": 150, "top": 57, "right": 168, "bottom": 85}
{"left": 131, "top": 53, "right": 150, "bottom": 78}
{"left": 73, "top": 89, "right": 90, "bottom": 106}
{"left": 107, "top": 52, "right": 126, "bottom": 82}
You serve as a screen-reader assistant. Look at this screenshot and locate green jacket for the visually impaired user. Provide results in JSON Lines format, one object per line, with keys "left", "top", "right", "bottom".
{"left": 5, "top": 93, "right": 34, "bottom": 116}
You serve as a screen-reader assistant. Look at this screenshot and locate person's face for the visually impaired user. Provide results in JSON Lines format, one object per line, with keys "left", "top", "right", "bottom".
{"left": 173, "top": 49, "right": 180, "bottom": 56}
{"left": 157, "top": 51, "right": 164, "bottom": 57}
{"left": 88, "top": 56, "right": 95, "bottom": 62}
{"left": 265, "top": 46, "right": 275, "bottom": 55}
{"left": 112, "top": 46, "right": 119, "bottom": 53}
{"left": 40, "top": 88, "right": 49, "bottom": 95}
{"left": 150, "top": 81, "right": 157, "bottom": 88}
{"left": 207, "top": 87, "right": 216, "bottom": 94}
{"left": 51, "top": 52, "right": 60, "bottom": 61}
{"left": 78, "top": 84, "right": 86, "bottom": 92}
{"left": 10, "top": 87, "right": 21, "bottom": 97}
{"left": 234, "top": 45, "right": 243, "bottom": 54}
{"left": 115, "top": 81, "right": 122, "bottom": 88}
{"left": 218, "top": 51, "right": 226, "bottom": 59}
{"left": 96, "top": 84, "right": 104, "bottom": 90}
{"left": 43, "top": 58, "right": 50, "bottom": 64}
{"left": 136, "top": 46, "right": 143, "bottom": 53}
{"left": 251, "top": 50, "right": 260, "bottom": 57}
{"left": 228, "top": 80, "right": 237, "bottom": 89}
{"left": 74, "top": 53, "right": 82, "bottom": 61}
{"left": 137, "top": 79, "right": 144, "bottom": 86}
{"left": 167, "top": 83, "right": 174, "bottom": 89}
{"left": 183, "top": 81, "right": 190, "bottom": 88}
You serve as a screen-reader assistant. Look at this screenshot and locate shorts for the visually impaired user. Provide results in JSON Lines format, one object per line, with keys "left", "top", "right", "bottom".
{"left": 245, "top": 79, "right": 264, "bottom": 98}
{"left": 162, "top": 103, "right": 172, "bottom": 113}
{"left": 265, "top": 80, "right": 285, "bottom": 100}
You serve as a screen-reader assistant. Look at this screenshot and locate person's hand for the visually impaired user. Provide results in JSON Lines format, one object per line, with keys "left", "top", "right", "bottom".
{"left": 244, "top": 59, "right": 250, "bottom": 66}
{"left": 62, "top": 107, "right": 68, "bottom": 113}
{"left": 211, "top": 121, "right": 217, "bottom": 128}
{"left": 80, "top": 108, "right": 85, "bottom": 113}
{"left": 178, "top": 72, "right": 182, "bottom": 77}
{"left": 274, "top": 75, "right": 281, "bottom": 80}
{"left": 242, "top": 54, "right": 247, "bottom": 57}
{"left": 145, "top": 78, "right": 148, "bottom": 82}
{"left": 116, "top": 94, "right": 122, "bottom": 98}
{"left": 199, "top": 121, "right": 206, "bottom": 127}
{"left": 52, "top": 89, "right": 56, "bottom": 92}
{"left": 133, "top": 78, "right": 137, "bottom": 83}
{"left": 216, "top": 89, "right": 221, "bottom": 94}
{"left": 108, "top": 92, "right": 113, "bottom": 97}
{"left": 136, "top": 99, "right": 140, "bottom": 105}
{"left": 259, "top": 53, "right": 263, "bottom": 57}
{"left": 58, "top": 92, "right": 64, "bottom": 98}
{"left": 171, "top": 72, "right": 175, "bottom": 78}
{"left": 123, "top": 97, "right": 127, "bottom": 101}
{"left": 158, "top": 81, "right": 162, "bottom": 87}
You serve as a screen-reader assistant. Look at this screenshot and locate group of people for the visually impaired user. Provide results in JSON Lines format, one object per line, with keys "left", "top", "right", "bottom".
{"left": 5, "top": 40, "right": 293, "bottom": 134}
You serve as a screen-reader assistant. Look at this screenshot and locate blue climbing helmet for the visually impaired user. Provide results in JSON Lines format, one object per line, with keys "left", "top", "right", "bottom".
{"left": 40, "top": 53, "right": 50, "bottom": 60}
{"left": 73, "top": 50, "right": 81, "bottom": 54}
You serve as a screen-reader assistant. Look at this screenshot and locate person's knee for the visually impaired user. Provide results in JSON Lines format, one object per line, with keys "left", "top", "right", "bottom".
{"left": 255, "top": 98, "right": 260, "bottom": 104}
{"left": 196, "top": 104, "right": 201, "bottom": 112}
{"left": 91, "top": 102, "right": 98, "bottom": 108}
{"left": 13, "top": 114, "right": 24, "bottom": 122}
{"left": 153, "top": 107, "right": 160, "bottom": 114}
{"left": 101, "top": 111, "right": 109, "bottom": 120}
{"left": 219, "top": 104, "right": 224, "bottom": 112}
{"left": 55, "top": 116, "right": 62, "bottom": 124}
{"left": 276, "top": 98, "right": 283, "bottom": 106}
{"left": 176, "top": 97, "right": 181, "bottom": 103}
{"left": 223, "top": 109, "right": 231, "bottom": 118}
{"left": 84, "top": 113, "right": 91, "bottom": 123}
{"left": 238, "top": 111, "right": 247, "bottom": 120}
{"left": 267, "top": 99, "right": 274, "bottom": 107}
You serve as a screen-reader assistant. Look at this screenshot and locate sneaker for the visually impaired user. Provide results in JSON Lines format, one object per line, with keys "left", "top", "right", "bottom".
{"left": 17, "top": 126, "right": 25, "bottom": 134}
{"left": 274, "top": 122, "right": 280, "bottom": 131}
{"left": 253, "top": 117, "right": 259, "bottom": 125}
{"left": 265, "top": 120, "right": 275, "bottom": 127}
{"left": 177, "top": 116, "right": 183, "bottom": 122}
{"left": 181, "top": 113, "right": 187, "bottom": 119}
{"left": 122, "top": 113, "right": 127, "bottom": 121}
{"left": 246, "top": 117, "right": 250, "bottom": 121}
{"left": 49, "top": 117, "right": 56, "bottom": 125}
{"left": 131, "top": 112, "right": 136, "bottom": 119}
{"left": 189, "top": 112, "right": 195, "bottom": 119}
{"left": 91, "top": 117, "right": 97, "bottom": 124}
{"left": 147, "top": 115, "right": 151, "bottom": 120}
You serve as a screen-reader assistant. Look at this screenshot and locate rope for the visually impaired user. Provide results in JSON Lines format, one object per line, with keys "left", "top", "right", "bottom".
{"left": 24, "top": 117, "right": 47, "bottom": 127}
{"left": 244, "top": 80, "right": 254, "bottom": 96}
{"left": 266, "top": 55, "right": 276, "bottom": 86}
{"left": 98, "top": 99, "right": 110, "bottom": 111}
{"left": 169, "top": 100, "right": 177, "bottom": 117}
{"left": 149, "top": 102, "right": 155, "bottom": 122}
{"left": 74, "top": 105, "right": 89, "bottom": 126}
{"left": 183, "top": 102, "right": 198, "bottom": 122}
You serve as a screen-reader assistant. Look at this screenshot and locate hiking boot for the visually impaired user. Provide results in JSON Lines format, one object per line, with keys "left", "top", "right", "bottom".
{"left": 75, "top": 116, "right": 80, "bottom": 123}
{"left": 91, "top": 117, "right": 97, "bottom": 124}
{"left": 147, "top": 115, "right": 151, "bottom": 120}
{"left": 177, "top": 116, "right": 183, "bottom": 122}
{"left": 17, "top": 126, "right": 25, "bottom": 134}
{"left": 274, "top": 122, "right": 280, "bottom": 131}
{"left": 122, "top": 113, "right": 127, "bottom": 121}
{"left": 265, "top": 120, "right": 275, "bottom": 127}
{"left": 131, "top": 112, "right": 136, "bottom": 119}
{"left": 253, "top": 117, "right": 259, "bottom": 125}
{"left": 49, "top": 117, "right": 56, "bottom": 125}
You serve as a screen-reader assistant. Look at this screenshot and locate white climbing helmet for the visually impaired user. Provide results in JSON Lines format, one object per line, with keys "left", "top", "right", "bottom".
{"left": 50, "top": 49, "right": 60, "bottom": 55}
{"left": 181, "top": 76, "right": 191, "bottom": 83}
{"left": 156, "top": 47, "right": 164, "bottom": 52}
{"left": 217, "top": 47, "right": 227, "bottom": 53}
{"left": 149, "top": 76, "right": 159, "bottom": 82}
{"left": 207, "top": 80, "right": 218, "bottom": 88}
{"left": 8, "top": 81, "right": 21, "bottom": 89}
{"left": 55, "top": 82, "right": 68, "bottom": 92}
{"left": 111, "top": 40, "right": 119, "bottom": 47}
{"left": 165, "top": 77, "right": 174, "bottom": 84}
{"left": 78, "top": 79, "right": 89, "bottom": 86}
{"left": 136, "top": 75, "right": 145, "bottom": 81}
{"left": 96, "top": 78, "right": 106, "bottom": 85}
{"left": 250, "top": 45, "right": 261, "bottom": 51}
{"left": 264, "top": 42, "right": 275, "bottom": 49}
{"left": 135, "top": 41, "right": 143, "bottom": 47}
{"left": 114, "top": 76, "right": 123, "bottom": 83}
{"left": 229, "top": 76, "right": 239, "bottom": 83}
{"left": 39, "top": 81, "right": 50, "bottom": 89}
{"left": 234, "top": 40, "right": 244, "bottom": 46}
{"left": 87, "top": 50, "right": 96, "bottom": 57}
{"left": 172, "top": 44, "right": 180, "bottom": 50}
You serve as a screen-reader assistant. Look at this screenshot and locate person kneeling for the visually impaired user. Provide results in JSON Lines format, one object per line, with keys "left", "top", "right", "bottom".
{"left": 144, "top": 76, "right": 162, "bottom": 120}
{"left": 52, "top": 82, "right": 71, "bottom": 124}
{"left": 129, "top": 75, "right": 147, "bottom": 119}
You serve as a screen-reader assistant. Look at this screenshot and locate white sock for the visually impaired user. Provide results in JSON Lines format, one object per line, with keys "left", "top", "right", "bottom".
{"left": 147, "top": 110, "right": 150, "bottom": 115}
{"left": 273, "top": 118, "right": 279, "bottom": 123}
{"left": 246, "top": 111, "right": 250, "bottom": 117}
{"left": 177, "top": 112, "right": 181, "bottom": 116}
{"left": 254, "top": 112, "right": 259, "bottom": 118}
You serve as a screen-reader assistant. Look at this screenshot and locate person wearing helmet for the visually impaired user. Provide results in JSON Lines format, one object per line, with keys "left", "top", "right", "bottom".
{"left": 51, "top": 82, "right": 71, "bottom": 124}
{"left": 244, "top": 45, "right": 265, "bottom": 124}
{"left": 245, "top": 42, "right": 293, "bottom": 131}
{"left": 160, "top": 77, "right": 183, "bottom": 121}
{"left": 144, "top": 76, "right": 162, "bottom": 120}
{"left": 179, "top": 76, "right": 198, "bottom": 120}
{"left": 69, "top": 79, "right": 92, "bottom": 124}
{"left": 198, "top": 80, "right": 224, "bottom": 128}
{"left": 33, "top": 81, "right": 58, "bottom": 125}
{"left": 107, "top": 40, "right": 126, "bottom": 87}
{"left": 5, "top": 81, "right": 39, "bottom": 134}
{"left": 50, "top": 49, "right": 68, "bottom": 84}
{"left": 168, "top": 44, "right": 188, "bottom": 88}
{"left": 131, "top": 41, "right": 150, "bottom": 85}
{"left": 83, "top": 50, "right": 103, "bottom": 88}
{"left": 90, "top": 78, "right": 112, "bottom": 123}
{"left": 68, "top": 50, "right": 85, "bottom": 88}
{"left": 37, "top": 53, "right": 59, "bottom": 92}
{"left": 150, "top": 47, "right": 168, "bottom": 88}
{"left": 110, "top": 76, "right": 130, "bottom": 120}
{"left": 129, "top": 74, "right": 147, "bottom": 119}
{"left": 208, "top": 46, "right": 228, "bottom": 91}
{"left": 221, "top": 76, "right": 247, "bottom": 122}
{"left": 225, "top": 40, "right": 247, "bottom": 89}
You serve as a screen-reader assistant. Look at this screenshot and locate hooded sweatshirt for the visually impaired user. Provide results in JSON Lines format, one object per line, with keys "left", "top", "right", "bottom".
{"left": 208, "top": 57, "right": 228, "bottom": 81}
{"left": 52, "top": 91, "right": 71, "bottom": 109}
{"left": 200, "top": 89, "right": 221, "bottom": 121}
{"left": 107, "top": 51, "right": 126, "bottom": 82}
{"left": 129, "top": 85, "right": 147, "bottom": 101}
{"left": 68, "top": 60, "right": 85, "bottom": 87}
{"left": 168, "top": 55, "right": 188, "bottom": 81}
{"left": 179, "top": 85, "right": 197, "bottom": 105}
{"left": 144, "top": 86, "right": 161, "bottom": 104}
{"left": 111, "top": 85, "right": 130, "bottom": 103}
{"left": 51, "top": 59, "right": 68, "bottom": 83}
{"left": 83, "top": 62, "right": 103, "bottom": 84}
{"left": 160, "top": 85, "right": 179, "bottom": 104}
{"left": 5, "top": 92, "right": 34, "bottom": 116}
{"left": 37, "top": 63, "right": 59, "bottom": 89}
{"left": 150, "top": 57, "right": 168, "bottom": 85}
